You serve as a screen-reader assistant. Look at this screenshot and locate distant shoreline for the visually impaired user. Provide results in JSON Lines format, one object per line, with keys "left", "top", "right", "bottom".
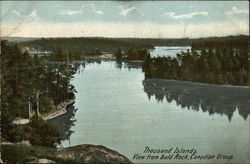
{"left": 144, "top": 78, "right": 250, "bottom": 89}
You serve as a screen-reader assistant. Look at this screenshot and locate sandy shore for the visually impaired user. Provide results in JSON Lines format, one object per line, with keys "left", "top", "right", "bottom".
{"left": 13, "top": 99, "right": 75, "bottom": 125}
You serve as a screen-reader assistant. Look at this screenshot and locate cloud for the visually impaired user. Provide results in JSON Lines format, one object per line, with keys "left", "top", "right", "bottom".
{"left": 120, "top": 7, "right": 136, "bottom": 16}
{"left": 92, "top": 4, "right": 103, "bottom": 15}
{"left": 119, "top": 6, "right": 144, "bottom": 16}
{"left": 81, "top": 4, "right": 104, "bottom": 15}
{"left": 1, "top": 20, "right": 248, "bottom": 38}
{"left": 29, "top": 10, "right": 38, "bottom": 18}
{"left": 165, "top": 11, "right": 208, "bottom": 19}
{"left": 12, "top": 10, "right": 21, "bottom": 16}
{"left": 5, "top": 10, "right": 40, "bottom": 36}
{"left": 11, "top": 10, "right": 40, "bottom": 21}
{"left": 189, "top": 5, "right": 195, "bottom": 8}
{"left": 58, "top": 10, "right": 82, "bottom": 15}
{"left": 226, "top": 6, "right": 249, "bottom": 15}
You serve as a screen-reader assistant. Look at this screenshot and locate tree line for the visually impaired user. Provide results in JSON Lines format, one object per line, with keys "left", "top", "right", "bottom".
{"left": 116, "top": 35, "right": 249, "bottom": 46}
{"left": 1, "top": 41, "right": 76, "bottom": 146}
{"left": 191, "top": 39, "right": 248, "bottom": 51}
{"left": 143, "top": 39, "right": 250, "bottom": 86}
{"left": 19, "top": 37, "right": 153, "bottom": 54}
{"left": 44, "top": 46, "right": 84, "bottom": 62}
{"left": 115, "top": 48, "right": 150, "bottom": 61}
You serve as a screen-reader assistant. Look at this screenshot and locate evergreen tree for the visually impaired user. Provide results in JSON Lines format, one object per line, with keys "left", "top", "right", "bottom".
{"left": 115, "top": 48, "right": 122, "bottom": 60}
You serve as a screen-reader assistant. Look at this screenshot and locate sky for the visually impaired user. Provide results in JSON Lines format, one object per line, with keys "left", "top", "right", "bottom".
{"left": 0, "top": 1, "right": 249, "bottom": 38}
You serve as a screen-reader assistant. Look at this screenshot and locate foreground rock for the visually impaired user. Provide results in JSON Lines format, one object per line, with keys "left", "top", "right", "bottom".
{"left": 28, "top": 158, "right": 56, "bottom": 163}
{"left": 1, "top": 141, "right": 132, "bottom": 163}
{"left": 51, "top": 144, "right": 133, "bottom": 164}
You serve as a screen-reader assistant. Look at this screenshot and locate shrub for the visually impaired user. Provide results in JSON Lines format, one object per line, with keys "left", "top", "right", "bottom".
{"left": 24, "top": 116, "right": 62, "bottom": 147}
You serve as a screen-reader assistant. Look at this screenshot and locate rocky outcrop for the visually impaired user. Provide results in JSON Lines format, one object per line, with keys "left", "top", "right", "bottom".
{"left": 51, "top": 144, "right": 133, "bottom": 164}
{"left": 1, "top": 142, "right": 132, "bottom": 163}
{"left": 27, "top": 158, "right": 56, "bottom": 163}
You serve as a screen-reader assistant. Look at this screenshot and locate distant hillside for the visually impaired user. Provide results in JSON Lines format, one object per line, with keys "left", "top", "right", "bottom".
{"left": 1, "top": 36, "right": 39, "bottom": 43}
{"left": 18, "top": 37, "right": 154, "bottom": 53}
{"left": 10, "top": 35, "right": 249, "bottom": 53}
{"left": 116, "top": 35, "right": 249, "bottom": 46}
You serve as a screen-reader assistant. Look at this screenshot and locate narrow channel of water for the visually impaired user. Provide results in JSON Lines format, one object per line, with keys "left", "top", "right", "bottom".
{"left": 50, "top": 47, "right": 249, "bottom": 164}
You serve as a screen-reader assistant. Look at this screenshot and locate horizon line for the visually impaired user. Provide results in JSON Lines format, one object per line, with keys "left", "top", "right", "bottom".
{"left": 1, "top": 34, "right": 249, "bottom": 40}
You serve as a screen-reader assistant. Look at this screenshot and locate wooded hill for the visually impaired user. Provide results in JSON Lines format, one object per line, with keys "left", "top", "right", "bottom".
{"left": 117, "top": 35, "right": 249, "bottom": 46}
{"left": 13, "top": 35, "right": 249, "bottom": 53}
{"left": 18, "top": 37, "right": 154, "bottom": 53}
{"left": 143, "top": 38, "right": 250, "bottom": 86}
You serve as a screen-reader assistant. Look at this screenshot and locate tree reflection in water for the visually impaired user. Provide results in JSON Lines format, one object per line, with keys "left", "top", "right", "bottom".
{"left": 47, "top": 61, "right": 85, "bottom": 145}
{"left": 48, "top": 104, "right": 78, "bottom": 145}
{"left": 115, "top": 60, "right": 143, "bottom": 71}
{"left": 142, "top": 79, "right": 250, "bottom": 121}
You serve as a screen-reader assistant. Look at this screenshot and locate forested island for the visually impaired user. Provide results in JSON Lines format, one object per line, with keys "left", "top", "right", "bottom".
{"left": 143, "top": 38, "right": 250, "bottom": 86}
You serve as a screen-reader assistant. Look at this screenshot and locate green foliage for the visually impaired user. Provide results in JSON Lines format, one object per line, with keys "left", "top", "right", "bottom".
{"left": 191, "top": 37, "right": 248, "bottom": 51}
{"left": 19, "top": 37, "right": 153, "bottom": 54}
{"left": 1, "top": 145, "right": 49, "bottom": 163}
{"left": 1, "top": 144, "right": 79, "bottom": 163}
{"left": 39, "top": 95, "right": 56, "bottom": 114}
{"left": 85, "top": 48, "right": 102, "bottom": 56}
{"left": 1, "top": 123, "right": 26, "bottom": 143}
{"left": 9, "top": 126, "right": 26, "bottom": 142}
{"left": 115, "top": 48, "right": 122, "bottom": 60}
{"left": 1, "top": 41, "right": 76, "bottom": 142}
{"left": 127, "top": 48, "right": 149, "bottom": 60}
{"left": 24, "top": 116, "right": 62, "bottom": 147}
{"left": 1, "top": 144, "right": 58, "bottom": 163}
{"left": 18, "top": 35, "right": 247, "bottom": 50}
{"left": 143, "top": 39, "right": 250, "bottom": 86}
{"left": 45, "top": 46, "right": 84, "bottom": 62}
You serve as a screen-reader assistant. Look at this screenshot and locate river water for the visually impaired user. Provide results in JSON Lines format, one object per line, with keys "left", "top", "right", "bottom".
{"left": 49, "top": 47, "right": 250, "bottom": 164}
{"left": 149, "top": 46, "right": 191, "bottom": 57}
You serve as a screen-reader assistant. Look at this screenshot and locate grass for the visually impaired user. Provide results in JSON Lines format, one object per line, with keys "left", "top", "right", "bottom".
{"left": 1, "top": 144, "right": 55, "bottom": 163}
{"left": 1, "top": 144, "right": 78, "bottom": 163}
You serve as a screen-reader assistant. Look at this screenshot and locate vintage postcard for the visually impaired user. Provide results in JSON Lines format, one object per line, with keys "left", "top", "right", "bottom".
{"left": 0, "top": 1, "right": 249, "bottom": 164}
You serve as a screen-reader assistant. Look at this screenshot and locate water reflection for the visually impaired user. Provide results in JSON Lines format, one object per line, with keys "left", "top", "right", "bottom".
{"left": 115, "top": 60, "right": 122, "bottom": 70}
{"left": 85, "top": 58, "right": 102, "bottom": 65}
{"left": 115, "top": 60, "right": 143, "bottom": 70}
{"left": 142, "top": 79, "right": 250, "bottom": 121}
{"left": 48, "top": 104, "right": 78, "bottom": 144}
{"left": 72, "top": 61, "right": 85, "bottom": 73}
{"left": 45, "top": 61, "right": 85, "bottom": 74}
